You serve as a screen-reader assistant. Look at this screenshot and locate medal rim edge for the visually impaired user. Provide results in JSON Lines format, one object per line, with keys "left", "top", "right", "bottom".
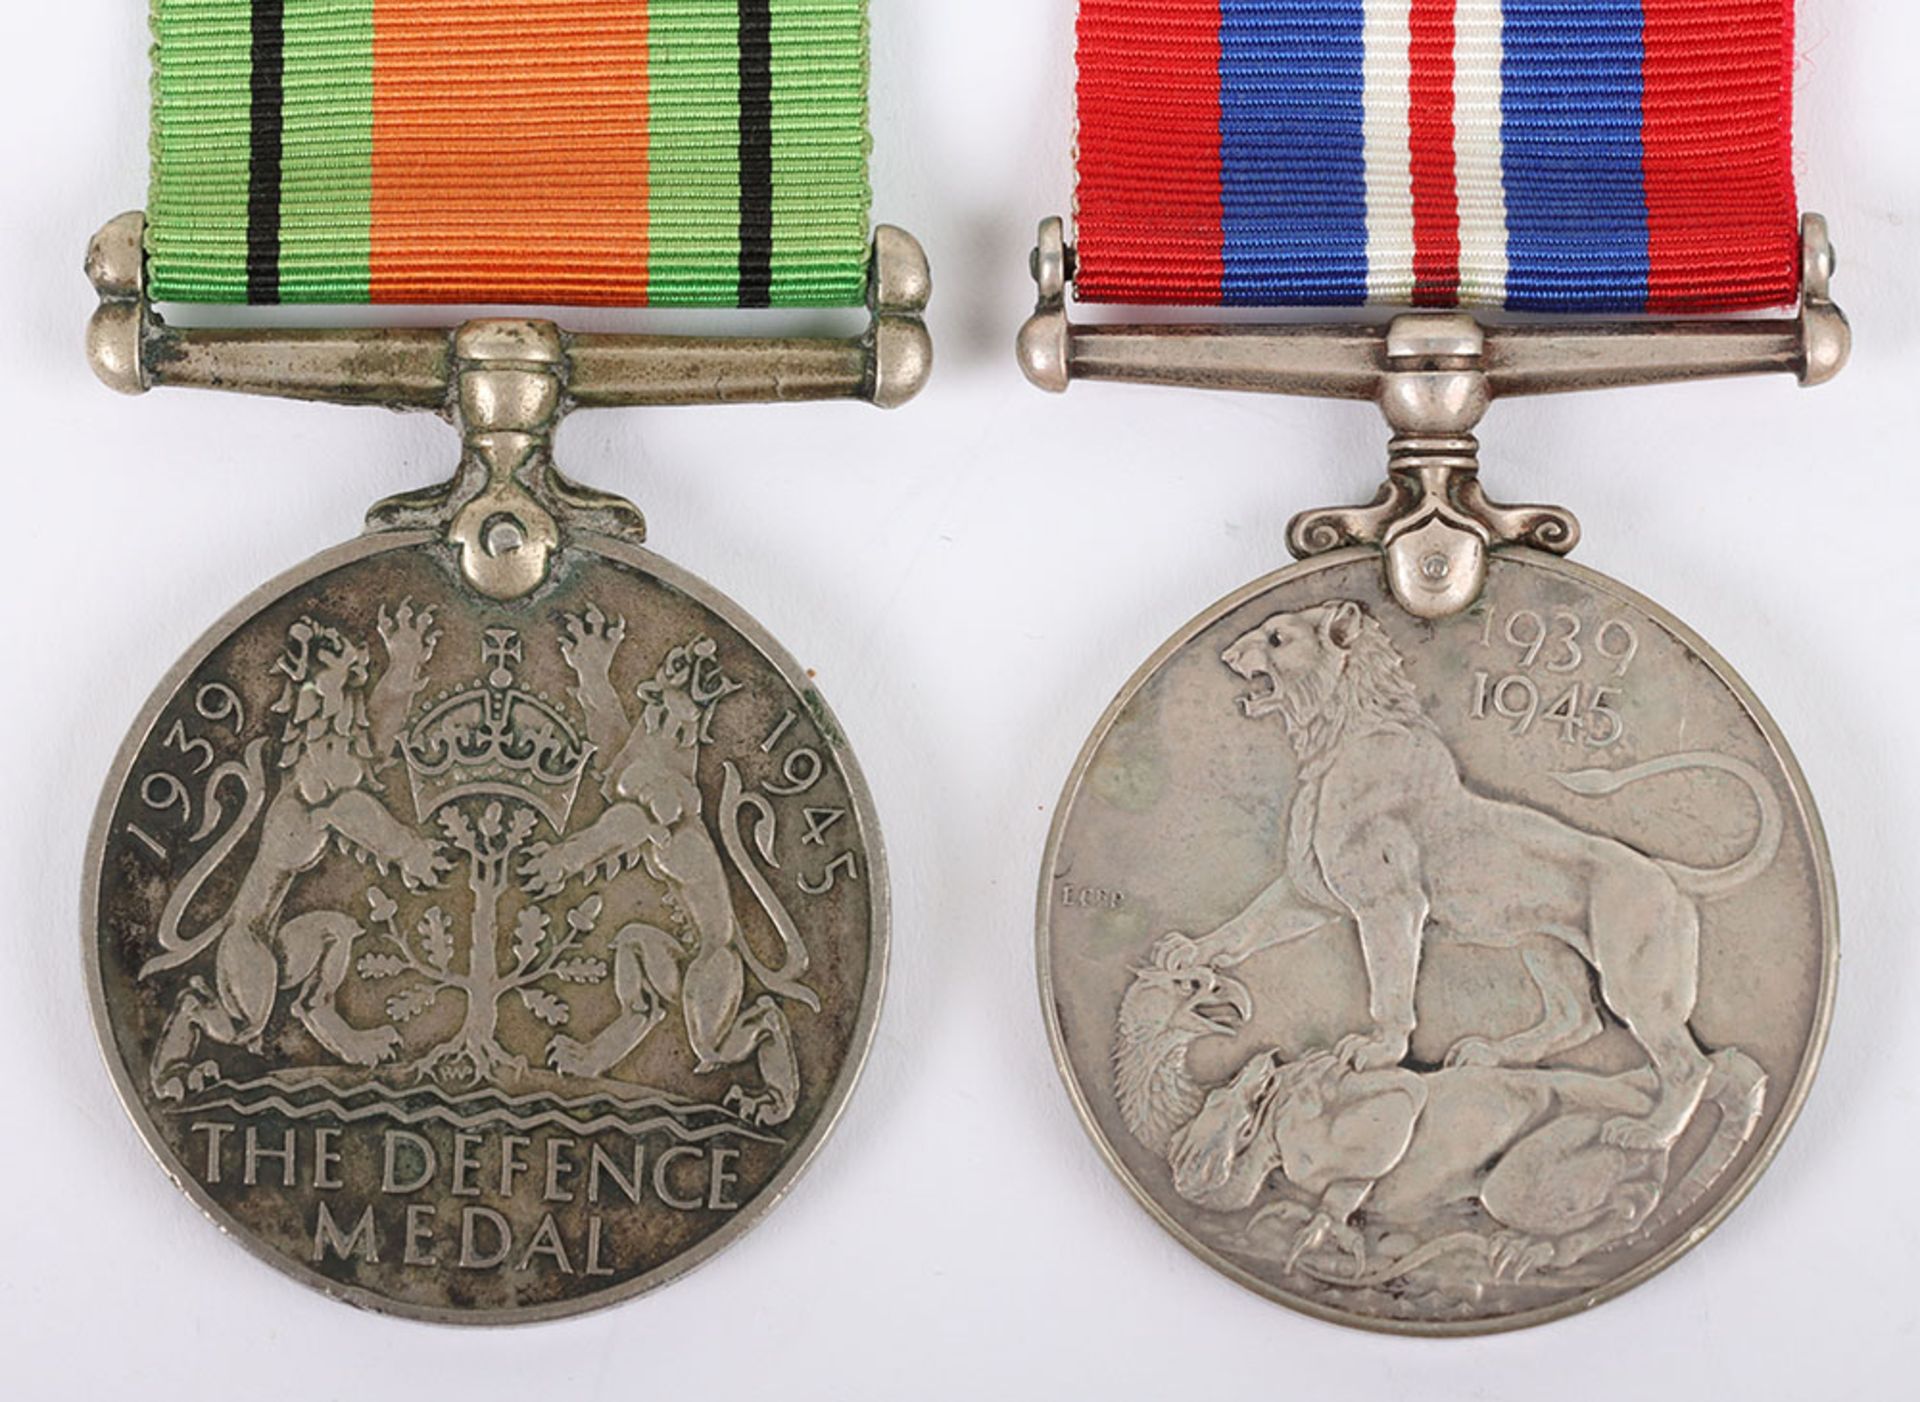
{"left": 1032, "top": 545, "right": 1839, "bottom": 1338}
{"left": 81, "top": 528, "right": 892, "bottom": 1328}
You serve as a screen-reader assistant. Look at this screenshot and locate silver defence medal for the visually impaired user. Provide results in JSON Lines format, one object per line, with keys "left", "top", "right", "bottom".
{"left": 82, "top": 215, "right": 930, "bottom": 1322}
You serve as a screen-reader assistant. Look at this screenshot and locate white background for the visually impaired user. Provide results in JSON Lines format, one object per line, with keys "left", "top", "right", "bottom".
{"left": 2, "top": 3, "right": 1915, "bottom": 1398}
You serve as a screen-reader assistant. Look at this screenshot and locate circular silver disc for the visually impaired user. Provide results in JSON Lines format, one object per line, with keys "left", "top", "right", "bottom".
{"left": 1038, "top": 549, "right": 1834, "bottom": 1335}
{"left": 86, "top": 531, "right": 886, "bottom": 1323}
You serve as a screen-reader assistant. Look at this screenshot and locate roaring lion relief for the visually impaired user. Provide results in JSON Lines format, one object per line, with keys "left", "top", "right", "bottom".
{"left": 1173, "top": 600, "right": 1779, "bottom": 1149}
{"left": 1116, "top": 598, "right": 1783, "bottom": 1288}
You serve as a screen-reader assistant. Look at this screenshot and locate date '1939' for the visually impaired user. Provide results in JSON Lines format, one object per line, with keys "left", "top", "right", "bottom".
{"left": 123, "top": 682, "right": 247, "bottom": 861}
{"left": 1469, "top": 606, "right": 1640, "bottom": 747}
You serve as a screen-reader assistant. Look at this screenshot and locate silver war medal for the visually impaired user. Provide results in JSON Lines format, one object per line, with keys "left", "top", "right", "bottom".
{"left": 1022, "top": 215, "right": 1847, "bottom": 1334}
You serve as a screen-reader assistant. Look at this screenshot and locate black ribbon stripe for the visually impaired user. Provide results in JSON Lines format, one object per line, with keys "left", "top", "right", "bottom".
{"left": 737, "top": 0, "right": 774, "bottom": 307}
{"left": 247, "top": 0, "right": 286, "bottom": 304}
{"left": 248, "top": 2, "right": 775, "bottom": 307}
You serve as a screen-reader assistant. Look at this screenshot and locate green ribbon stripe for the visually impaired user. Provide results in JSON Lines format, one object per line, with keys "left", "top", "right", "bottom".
{"left": 146, "top": 0, "right": 872, "bottom": 306}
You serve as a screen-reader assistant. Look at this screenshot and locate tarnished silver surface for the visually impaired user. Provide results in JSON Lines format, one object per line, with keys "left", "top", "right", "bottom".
{"left": 1038, "top": 549, "right": 1834, "bottom": 1335}
{"left": 87, "top": 529, "right": 886, "bottom": 1323}
{"left": 80, "top": 210, "right": 910, "bottom": 1322}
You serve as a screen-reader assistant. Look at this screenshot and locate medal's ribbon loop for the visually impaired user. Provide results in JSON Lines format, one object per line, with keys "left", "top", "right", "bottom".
{"left": 147, "top": 1, "right": 873, "bottom": 307}
{"left": 1075, "top": 0, "right": 1800, "bottom": 312}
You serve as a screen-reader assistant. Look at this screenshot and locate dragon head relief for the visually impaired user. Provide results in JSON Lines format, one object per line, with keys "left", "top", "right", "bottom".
{"left": 1165, "top": 1049, "right": 1290, "bottom": 1210}
{"left": 1100, "top": 582, "right": 1792, "bottom": 1299}
{"left": 1112, "top": 937, "right": 1253, "bottom": 1156}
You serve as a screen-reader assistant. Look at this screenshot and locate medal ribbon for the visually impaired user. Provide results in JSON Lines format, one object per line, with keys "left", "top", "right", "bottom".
{"left": 1074, "top": 1, "right": 1799, "bottom": 311}
{"left": 147, "top": 0, "right": 872, "bottom": 306}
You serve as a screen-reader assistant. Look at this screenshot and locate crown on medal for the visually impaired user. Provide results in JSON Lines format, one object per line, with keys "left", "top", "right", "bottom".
{"left": 401, "top": 628, "right": 590, "bottom": 834}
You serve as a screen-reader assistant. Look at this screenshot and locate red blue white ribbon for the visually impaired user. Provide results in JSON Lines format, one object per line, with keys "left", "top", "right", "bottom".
{"left": 1074, "top": 0, "right": 1801, "bottom": 312}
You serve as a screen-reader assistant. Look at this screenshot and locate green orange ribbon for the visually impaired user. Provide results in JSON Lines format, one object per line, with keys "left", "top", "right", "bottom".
{"left": 148, "top": 0, "right": 873, "bottom": 307}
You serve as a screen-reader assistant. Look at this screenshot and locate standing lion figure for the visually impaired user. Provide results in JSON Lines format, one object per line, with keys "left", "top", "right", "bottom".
{"left": 518, "top": 607, "right": 817, "bottom": 1127}
{"left": 144, "top": 608, "right": 449, "bottom": 1099}
{"left": 1154, "top": 599, "right": 1780, "bottom": 1153}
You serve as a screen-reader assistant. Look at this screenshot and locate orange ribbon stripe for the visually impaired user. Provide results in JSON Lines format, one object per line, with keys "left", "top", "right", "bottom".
{"left": 370, "top": 0, "right": 651, "bottom": 304}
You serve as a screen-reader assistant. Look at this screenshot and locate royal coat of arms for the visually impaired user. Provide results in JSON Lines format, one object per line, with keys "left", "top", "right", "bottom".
{"left": 90, "top": 547, "right": 883, "bottom": 1318}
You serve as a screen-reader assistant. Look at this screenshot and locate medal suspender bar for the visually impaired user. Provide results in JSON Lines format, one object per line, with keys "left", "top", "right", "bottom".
{"left": 1020, "top": 0, "right": 1846, "bottom": 618}
{"left": 87, "top": 212, "right": 930, "bottom": 600}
